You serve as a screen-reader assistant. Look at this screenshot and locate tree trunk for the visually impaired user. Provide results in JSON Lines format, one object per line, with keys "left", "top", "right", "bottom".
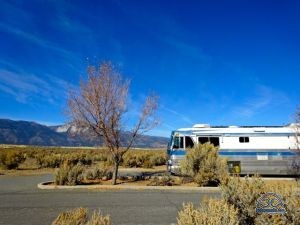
{"left": 112, "top": 160, "right": 119, "bottom": 185}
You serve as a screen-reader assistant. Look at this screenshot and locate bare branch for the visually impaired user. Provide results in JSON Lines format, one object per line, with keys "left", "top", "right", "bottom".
{"left": 66, "top": 61, "right": 159, "bottom": 185}
{"left": 125, "top": 94, "right": 160, "bottom": 152}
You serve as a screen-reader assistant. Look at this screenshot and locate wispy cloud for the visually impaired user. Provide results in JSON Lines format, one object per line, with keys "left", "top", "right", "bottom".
{"left": 0, "top": 0, "right": 81, "bottom": 61}
{"left": 0, "top": 83, "right": 26, "bottom": 102}
{"left": 232, "top": 85, "right": 290, "bottom": 118}
{"left": 0, "top": 22, "right": 77, "bottom": 60}
{"left": 0, "top": 66, "right": 74, "bottom": 104}
{"left": 161, "top": 105, "right": 193, "bottom": 124}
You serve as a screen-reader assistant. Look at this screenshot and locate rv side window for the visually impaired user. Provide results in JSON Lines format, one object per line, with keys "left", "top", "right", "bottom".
{"left": 210, "top": 137, "right": 220, "bottom": 147}
{"left": 198, "top": 137, "right": 209, "bottom": 144}
{"left": 185, "top": 136, "right": 194, "bottom": 148}
{"left": 198, "top": 137, "right": 219, "bottom": 147}
{"left": 239, "top": 137, "right": 249, "bottom": 143}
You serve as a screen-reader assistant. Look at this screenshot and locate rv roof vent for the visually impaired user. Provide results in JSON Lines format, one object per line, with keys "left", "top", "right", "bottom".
{"left": 193, "top": 124, "right": 210, "bottom": 128}
{"left": 287, "top": 123, "right": 300, "bottom": 127}
{"left": 229, "top": 125, "right": 238, "bottom": 128}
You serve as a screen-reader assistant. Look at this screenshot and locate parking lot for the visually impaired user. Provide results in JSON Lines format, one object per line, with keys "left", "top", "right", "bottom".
{"left": 0, "top": 174, "right": 220, "bottom": 225}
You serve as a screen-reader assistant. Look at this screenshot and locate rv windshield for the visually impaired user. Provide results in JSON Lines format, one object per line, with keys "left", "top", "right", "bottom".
{"left": 173, "top": 136, "right": 179, "bottom": 149}
{"left": 173, "top": 135, "right": 184, "bottom": 149}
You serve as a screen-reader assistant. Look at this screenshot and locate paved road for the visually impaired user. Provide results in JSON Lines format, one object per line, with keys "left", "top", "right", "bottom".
{"left": 0, "top": 174, "right": 220, "bottom": 225}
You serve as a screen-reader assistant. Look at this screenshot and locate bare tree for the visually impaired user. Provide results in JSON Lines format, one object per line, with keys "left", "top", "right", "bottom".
{"left": 67, "top": 62, "right": 159, "bottom": 185}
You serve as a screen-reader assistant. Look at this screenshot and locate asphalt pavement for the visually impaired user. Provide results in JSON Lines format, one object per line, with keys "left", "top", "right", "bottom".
{"left": 0, "top": 174, "right": 220, "bottom": 225}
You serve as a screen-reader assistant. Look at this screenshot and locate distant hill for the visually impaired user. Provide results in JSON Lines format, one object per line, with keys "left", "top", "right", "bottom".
{"left": 0, "top": 119, "right": 168, "bottom": 148}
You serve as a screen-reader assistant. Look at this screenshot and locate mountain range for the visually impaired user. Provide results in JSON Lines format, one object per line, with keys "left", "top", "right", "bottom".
{"left": 0, "top": 119, "right": 168, "bottom": 148}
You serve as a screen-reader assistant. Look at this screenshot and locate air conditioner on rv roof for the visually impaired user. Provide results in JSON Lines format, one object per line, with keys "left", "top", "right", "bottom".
{"left": 193, "top": 124, "right": 210, "bottom": 128}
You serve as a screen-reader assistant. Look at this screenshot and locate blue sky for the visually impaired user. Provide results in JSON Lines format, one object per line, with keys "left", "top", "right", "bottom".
{"left": 0, "top": 0, "right": 299, "bottom": 137}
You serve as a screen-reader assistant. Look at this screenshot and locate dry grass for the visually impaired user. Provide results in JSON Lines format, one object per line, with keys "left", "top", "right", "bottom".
{"left": 51, "top": 207, "right": 112, "bottom": 225}
{"left": 52, "top": 207, "right": 87, "bottom": 225}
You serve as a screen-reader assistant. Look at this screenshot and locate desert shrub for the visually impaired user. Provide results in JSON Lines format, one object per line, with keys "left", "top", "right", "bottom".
{"left": 86, "top": 211, "right": 112, "bottom": 225}
{"left": 221, "top": 176, "right": 300, "bottom": 225}
{"left": 149, "top": 152, "right": 167, "bottom": 166}
{"left": 255, "top": 181, "right": 300, "bottom": 225}
{"left": 176, "top": 199, "right": 239, "bottom": 225}
{"left": 180, "top": 143, "right": 228, "bottom": 186}
{"left": 221, "top": 175, "right": 264, "bottom": 225}
{"left": 83, "top": 164, "right": 113, "bottom": 180}
{"left": 0, "top": 146, "right": 165, "bottom": 170}
{"left": 122, "top": 151, "right": 146, "bottom": 168}
{"left": 148, "top": 175, "right": 176, "bottom": 186}
{"left": 0, "top": 150, "right": 25, "bottom": 169}
{"left": 122, "top": 150, "right": 166, "bottom": 168}
{"left": 92, "top": 150, "right": 113, "bottom": 163}
{"left": 35, "top": 151, "right": 96, "bottom": 168}
{"left": 63, "top": 153, "right": 93, "bottom": 166}
{"left": 54, "top": 163, "right": 84, "bottom": 185}
{"left": 51, "top": 207, "right": 112, "bottom": 225}
{"left": 80, "top": 154, "right": 93, "bottom": 165}
{"left": 36, "top": 154, "right": 62, "bottom": 168}
{"left": 176, "top": 175, "right": 300, "bottom": 225}
{"left": 122, "top": 154, "right": 139, "bottom": 167}
{"left": 52, "top": 207, "right": 87, "bottom": 225}
{"left": 143, "top": 158, "right": 155, "bottom": 168}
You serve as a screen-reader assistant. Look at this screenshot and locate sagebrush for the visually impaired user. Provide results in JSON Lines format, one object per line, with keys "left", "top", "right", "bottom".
{"left": 51, "top": 207, "right": 112, "bottom": 225}
{"left": 221, "top": 175, "right": 265, "bottom": 225}
{"left": 176, "top": 199, "right": 239, "bottom": 225}
{"left": 221, "top": 176, "right": 300, "bottom": 225}
{"left": 175, "top": 175, "right": 300, "bottom": 225}
{"left": 180, "top": 143, "right": 228, "bottom": 186}
{"left": 54, "top": 163, "right": 84, "bottom": 185}
{"left": 83, "top": 163, "right": 113, "bottom": 180}
{"left": 0, "top": 150, "right": 25, "bottom": 169}
{"left": 122, "top": 150, "right": 166, "bottom": 168}
{"left": 0, "top": 146, "right": 166, "bottom": 170}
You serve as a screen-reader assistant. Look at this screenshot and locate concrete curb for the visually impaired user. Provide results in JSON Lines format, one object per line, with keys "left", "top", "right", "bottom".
{"left": 38, "top": 178, "right": 299, "bottom": 192}
{"left": 37, "top": 181, "right": 221, "bottom": 192}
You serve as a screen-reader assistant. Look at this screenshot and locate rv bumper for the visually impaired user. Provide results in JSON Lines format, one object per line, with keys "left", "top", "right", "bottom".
{"left": 167, "top": 160, "right": 181, "bottom": 174}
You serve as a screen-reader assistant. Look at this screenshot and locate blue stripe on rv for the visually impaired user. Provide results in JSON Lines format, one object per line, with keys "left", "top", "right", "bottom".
{"left": 169, "top": 150, "right": 297, "bottom": 156}
{"left": 169, "top": 150, "right": 185, "bottom": 156}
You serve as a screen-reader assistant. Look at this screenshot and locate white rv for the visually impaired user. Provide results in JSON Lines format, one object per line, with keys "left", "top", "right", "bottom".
{"left": 167, "top": 124, "right": 300, "bottom": 175}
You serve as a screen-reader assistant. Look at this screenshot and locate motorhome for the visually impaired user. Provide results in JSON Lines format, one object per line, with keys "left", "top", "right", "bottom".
{"left": 167, "top": 123, "right": 300, "bottom": 175}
